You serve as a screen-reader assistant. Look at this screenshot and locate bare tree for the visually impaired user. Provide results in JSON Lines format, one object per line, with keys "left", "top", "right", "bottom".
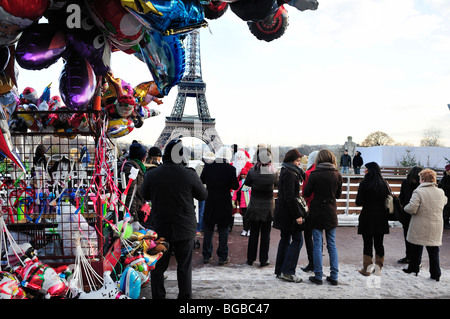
{"left": 361, "top": 131, "right": 394, "bottom": 147}
{"left": 420, "top": 128, "right": 444, "bottom": 147}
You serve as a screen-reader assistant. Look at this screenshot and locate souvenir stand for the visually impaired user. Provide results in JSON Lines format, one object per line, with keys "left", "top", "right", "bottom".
{"left": 3, "top": 105, "right": 122, "bottom": 285}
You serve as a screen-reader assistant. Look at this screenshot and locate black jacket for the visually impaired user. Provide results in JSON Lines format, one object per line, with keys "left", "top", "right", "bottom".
{"left": 352, "top": 154, "right": 363, "bottom": 168}
{"left": 201, "top": 161, "right": 239, "bottom": 228}
{"left": 340, "top": 154, "right": 352, "bottom": 167}
{"left": 141, "top": 163, "right": 207, "bottom": 241}
{"left": 303, "top": 163, "right": 342, "bottom": 230}
{"left": 273, "top": 166, "right": 305, "bottom": 232}
{"left": 244, "top": 166, "right": 278, "bottom": 223}
{"left": 355, "top": 176, "right": 390, "bottom": 235}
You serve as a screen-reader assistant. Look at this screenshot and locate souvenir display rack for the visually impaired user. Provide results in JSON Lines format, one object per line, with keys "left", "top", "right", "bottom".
{"left": 1, "top": 110, "right": 117, "bottom": 271}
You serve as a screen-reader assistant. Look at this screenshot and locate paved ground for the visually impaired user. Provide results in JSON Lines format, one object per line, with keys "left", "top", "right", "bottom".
{"left": 140, "top": 224, "right": 450, "bottom": 302}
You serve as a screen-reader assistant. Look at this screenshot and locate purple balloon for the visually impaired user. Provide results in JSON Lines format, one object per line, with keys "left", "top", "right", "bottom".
{"left": 15, "top": 23, "right": 67, "bottom": 70}
{"left": 59, "top": 56, "right": 97, "bottom": 110}
{"left": 65, "top": 8, "right": 111, "bottom": 75}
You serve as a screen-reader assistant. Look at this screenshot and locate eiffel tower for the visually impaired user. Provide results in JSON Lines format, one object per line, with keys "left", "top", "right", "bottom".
{"left": 154, "top": 30, "right": 223, "bottom": 152}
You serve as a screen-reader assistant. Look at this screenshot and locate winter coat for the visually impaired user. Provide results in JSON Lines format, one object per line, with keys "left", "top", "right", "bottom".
{"left": 302, "top": 164, "right": 316, "bottom": 207}
{"left": 352, "top": 154, "right": 363, "bottom": 168}
{"left": 232, "top": 179, "right": 251, "bottom": 209}
{"left": 244, "top": 166, "right": 278, "bottom": 223}
{"left": 303, "top": 162, "right": 342, "bottom": 230}
{"left": 355, "top": 175, "right": 390, "bottom": 235}
{"left": 398, "top": 178, "right": 419, "bottom": 226}
{"left": 273, "top": 165, "right": 305, "bottom": 232}
{"left": 340, "top": 154, "right": 351, "bottom": 167}
{"left": 141, "top": 163, "right": 207, "bottom": 242}
{"left": 404, "top": 182, "right": 447, "bottom": 246}
{"left": 200, "top": 161, "right": 239, "bottom": 228}
{"left": 121, "top": 159, "right": 146, "bottom": 222}
{"left": 439, "top": 174, "right": 450, "bottom": 209}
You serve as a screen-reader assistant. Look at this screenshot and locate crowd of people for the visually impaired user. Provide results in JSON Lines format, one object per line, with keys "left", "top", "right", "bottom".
{"left": 118, "top": 139, "right": 450, "bottom": 299}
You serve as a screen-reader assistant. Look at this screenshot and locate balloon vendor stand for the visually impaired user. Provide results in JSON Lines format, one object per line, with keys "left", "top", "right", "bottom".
{"left": 0, "top": 107, "right": 161, "bottom": 299}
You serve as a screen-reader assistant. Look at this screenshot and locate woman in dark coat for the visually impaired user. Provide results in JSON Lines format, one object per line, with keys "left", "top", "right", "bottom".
{"left": 244, "top": 145, "right": 278, "bottom": 267}
{"left": 200, "top": 146, "right": 239, "bottom": 265}
{"left": 397, "top": 166, "right": 422, "bottom": 264}
{"left": 355, "top": 161, "right": 390, "bottom": 276}
{"left": 303, "top": 149, "right": 342, "bottom": 285}
{"left": 273, "top": 149, "right": 305, "bottom": 283}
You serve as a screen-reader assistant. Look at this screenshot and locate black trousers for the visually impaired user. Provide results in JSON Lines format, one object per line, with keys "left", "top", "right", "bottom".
{"left": 151, "top": 238, "right": 194, "bottom": 299}
{"left": 247, "top": 220, "right": 271, "bottom": 264}
{"left": 362, "top": 234, "right": 385, "bottom": 257}
{"left": 407, "top": 243, "right": 441, "bottom": 278}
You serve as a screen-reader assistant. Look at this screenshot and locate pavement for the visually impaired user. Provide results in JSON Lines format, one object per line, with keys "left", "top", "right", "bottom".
{"left": 139, "top": 224, "right": 450, "bottom": 302}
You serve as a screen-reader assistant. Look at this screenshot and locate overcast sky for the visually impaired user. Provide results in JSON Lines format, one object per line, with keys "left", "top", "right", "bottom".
{"left": 16, "top": 0, "right": 450, "bottom": 149}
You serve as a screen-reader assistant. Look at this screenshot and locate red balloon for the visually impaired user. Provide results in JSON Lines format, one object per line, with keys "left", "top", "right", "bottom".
{"left": 0, "top": 0, "right": 49, "bottom": 20}
{"left": 86, "top": 0, "right": 143, "bottom": 52}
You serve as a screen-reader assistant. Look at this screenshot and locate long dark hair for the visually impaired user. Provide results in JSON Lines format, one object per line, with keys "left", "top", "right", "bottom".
{"left": 406, "top": 166, "right": 423, "bottom": 186}
{"left": 362, "top": 162, "right": 388, "bottom": 194}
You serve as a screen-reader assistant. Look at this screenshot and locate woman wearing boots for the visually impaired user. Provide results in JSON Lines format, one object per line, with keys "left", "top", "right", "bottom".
{"left": 355, "top": 162, "right": 390, "bottom": 276}
{"left": 403, "top": 169, "right": 447, "bottom": 281}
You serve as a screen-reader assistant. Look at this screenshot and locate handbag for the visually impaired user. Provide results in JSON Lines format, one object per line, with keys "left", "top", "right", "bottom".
{"left": 384, "top": 180, "right": 401, "bottom": 221}
{"left": 297, "top": 196, "right": 309, "bottom": 217}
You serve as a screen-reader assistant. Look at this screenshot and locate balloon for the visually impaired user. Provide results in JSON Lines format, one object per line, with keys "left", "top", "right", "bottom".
{"left": 13, "top": 257, "right": 69, "bottom": 298}
{"left": 287, "top": 0, "right": 319, "bottom": 11}
{"left": 138, "top": 30, "right": 185, "bottom": 96}
{"left": 202, "top": 1, "right": 229, "bottom": 20}
{"left": 64, "top": 4, "right": 111, "bottom": 75}
{"left": 134, "top": 81, "right": 163, "bottom": 106}
{"left": 107, "top": 118, "right": 134, "bottom": 138}
{"left": 0, "top": 0, "right": 50, "bottom": 46}
{"left": 86, "top": 0, "right": 143, "bottom": 52}
{"left": 0, "top": 272, "right": 27, "bottom": 299}
{"left": 0, "top": 0, "right": 50, "bottom": 20}
{"left": 248, "top": 5, "right": 289, "bottom": 42}
{"left": 0, "top": 103, "right": 26, "bottom": 172}
{"left": 122, "top": 254, "right": 149, "bottom": 286}
{"left": 0, "top": 73, "right": 14, "bottom": 95}
{"left": 0, "top": 46, "right": 9, "bottom": 71}
{"left": 15, "top": 23, "right": 67, "bottom": 70}
{"left": 230, "top": 0, "right": 278, "bottom": 22}
{"left": 124, "top": 0, "right": 206, "bottom": 35}
{"left": 118, "top": 266, "right": 141, "bottom": 299}
{"left": 59, "top": 56, "right": 97, "bottom": 110}
{"left": 75, "top": 271, "right": 129, "bottom": 299}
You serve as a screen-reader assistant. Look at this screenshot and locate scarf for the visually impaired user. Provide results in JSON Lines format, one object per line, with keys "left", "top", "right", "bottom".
{"left": 282, "top": 162, "right": 303, "bottom": 181}
{"left": 132, "top": 158, "right": 146, "bottom": 173}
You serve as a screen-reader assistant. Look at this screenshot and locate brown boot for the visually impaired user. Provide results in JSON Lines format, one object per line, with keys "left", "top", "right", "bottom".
{"left": 358, "top": 255, "right": 373, "bottom": 276}
{"left": 375, "top": 255, "right": 384, "bottom": 274}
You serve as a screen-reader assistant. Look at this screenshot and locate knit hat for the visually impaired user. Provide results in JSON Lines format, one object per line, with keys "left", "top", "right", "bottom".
{"left": 129, "top": 143, "right": 147, "bottom": 160}
{"left": 148, "top": 146, "right": 162, "bottom": 157}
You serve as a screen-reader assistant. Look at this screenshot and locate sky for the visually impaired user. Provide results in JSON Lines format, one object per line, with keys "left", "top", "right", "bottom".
{"left": 15, "top": 0, "right": 450, "bottom": 149}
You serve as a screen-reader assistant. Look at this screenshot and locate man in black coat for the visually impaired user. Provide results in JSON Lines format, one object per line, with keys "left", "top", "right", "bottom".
{"left": 141, "top": 139, "right": 207, "bottom": 299}
{"left": 200, "top": 146, "right": 239, "bottom": 265}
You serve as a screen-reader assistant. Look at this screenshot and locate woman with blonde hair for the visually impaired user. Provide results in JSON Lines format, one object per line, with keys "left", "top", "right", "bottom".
{"left": 303, "top": 149, "right": 342, "bottom": 285}
{"left": 403, "top": 169, "right": 447, "bottom": 281}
